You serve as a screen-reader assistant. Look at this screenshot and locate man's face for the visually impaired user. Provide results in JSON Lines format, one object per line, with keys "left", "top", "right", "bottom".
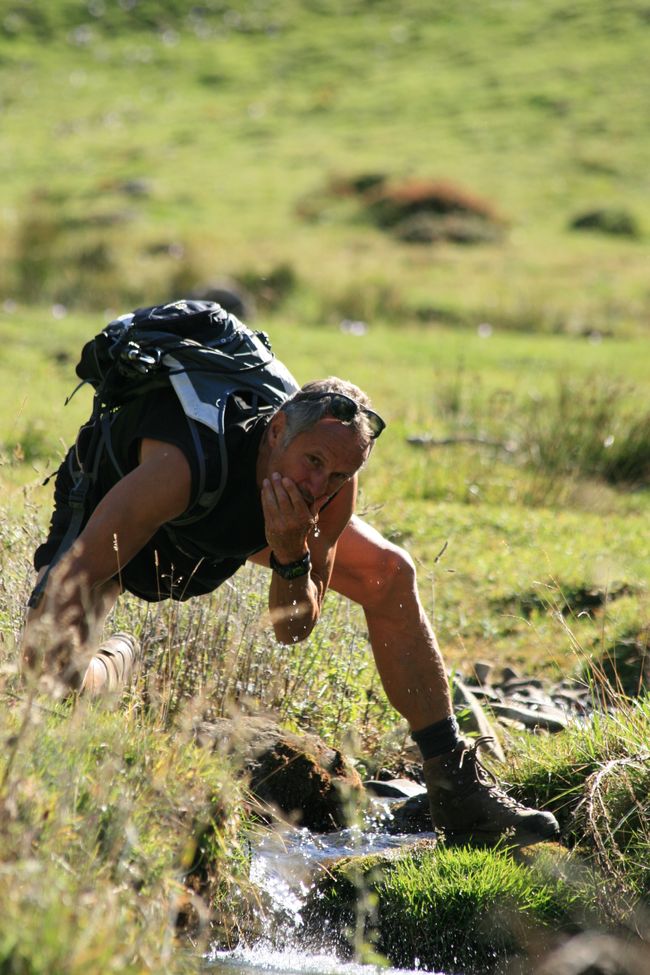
{"left": 264, "top": 413, "right": 369, "bottom": 513}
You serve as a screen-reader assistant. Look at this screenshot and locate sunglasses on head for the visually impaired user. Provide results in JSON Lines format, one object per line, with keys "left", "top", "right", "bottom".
{"left": 295, "top": 391, "right": 386, "bottom": 439}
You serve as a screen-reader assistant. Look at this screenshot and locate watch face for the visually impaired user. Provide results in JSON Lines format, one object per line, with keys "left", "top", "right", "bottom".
{"left": 283, "top": 561, "right": 310, "bottom": 579}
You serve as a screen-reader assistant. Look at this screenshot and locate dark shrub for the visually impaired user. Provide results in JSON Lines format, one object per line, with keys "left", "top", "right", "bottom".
{"left": 569, "top": 208, "right": 641, "bottom": 238}
{"left": 394, "top": 212, "right": 503, "bottom": 245}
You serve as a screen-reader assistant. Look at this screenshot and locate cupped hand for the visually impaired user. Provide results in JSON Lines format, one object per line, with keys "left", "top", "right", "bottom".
{"left": 261, "top": 472, "right": 315, "bottom": 563}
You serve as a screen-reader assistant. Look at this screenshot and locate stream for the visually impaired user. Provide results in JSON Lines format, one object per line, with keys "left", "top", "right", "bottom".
{"left": 205, "top": 799, "right": 447, "bottom": 975}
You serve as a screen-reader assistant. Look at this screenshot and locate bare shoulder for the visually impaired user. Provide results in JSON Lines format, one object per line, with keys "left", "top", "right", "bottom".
{"left": 139, "top": 437, "right": 191, "bottom": 469}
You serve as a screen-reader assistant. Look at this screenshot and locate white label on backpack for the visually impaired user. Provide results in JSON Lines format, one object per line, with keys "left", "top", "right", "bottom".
{"left": 165, "top": 355, "right": 229, "bottom": 435}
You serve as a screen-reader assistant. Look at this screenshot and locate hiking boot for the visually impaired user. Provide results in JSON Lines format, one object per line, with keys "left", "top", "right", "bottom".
{"left": 423, "top": 736, "right": 559, "bottom": 843}
{"left": 81, "top": 633, "right": 140, "bottom": 696}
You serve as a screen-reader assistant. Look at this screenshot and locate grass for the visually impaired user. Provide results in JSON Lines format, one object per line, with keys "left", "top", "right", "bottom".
{"left": 0, "top": 691, "right": 253, "bottom": 974}
{"left": 508, "top": 701, "right": 650, "bottom": 904}
{"left": 304, "top": 841, "right": 598, "bottom": 974}
{"left": 1, "top": 1, "right": 649, "bottom": 335}
{"left": 1, "top": 1, "right": 649, "bottom": 971}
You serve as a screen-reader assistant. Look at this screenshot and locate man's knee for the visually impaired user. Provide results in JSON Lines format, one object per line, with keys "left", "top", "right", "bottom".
{"left": 370, "top": 542, "right": 416, "bottom": 596}
{"left": 347, "top": 540, "right": 418, "bottom": 611}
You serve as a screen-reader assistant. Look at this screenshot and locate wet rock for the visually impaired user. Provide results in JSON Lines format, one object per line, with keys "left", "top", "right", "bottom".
{"left": 196, "top": 715, "right": 363, "bottom": 831}
{"left": 364, "top": 778, "right": 426, "bottom": 799}
{"left": 383, "top": 792, "right": 432, "bottom": 834}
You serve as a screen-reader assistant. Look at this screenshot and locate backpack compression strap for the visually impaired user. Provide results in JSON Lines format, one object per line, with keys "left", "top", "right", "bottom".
{"left": 27, "top": 400, "right": 107, "bottom": 610}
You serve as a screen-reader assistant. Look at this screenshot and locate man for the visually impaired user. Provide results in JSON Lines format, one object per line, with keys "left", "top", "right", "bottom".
{"left": 24, "top": 373, "right": 559, "bottom": 843}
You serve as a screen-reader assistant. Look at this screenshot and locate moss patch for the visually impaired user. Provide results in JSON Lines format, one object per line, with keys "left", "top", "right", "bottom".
{"left": 304, "top": 842, "right": 597, "bottom": 974}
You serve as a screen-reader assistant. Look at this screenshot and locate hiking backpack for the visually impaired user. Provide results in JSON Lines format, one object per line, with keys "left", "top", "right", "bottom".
{"left": 29, "top": 299, "right": 298, "bottom": 607}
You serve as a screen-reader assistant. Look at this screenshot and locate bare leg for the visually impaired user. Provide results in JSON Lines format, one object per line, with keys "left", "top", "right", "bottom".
{"left": 329, "top": 516, "right": 452, "bottom": 732}
{"left": 252, "top": 517, "right": 560, "bottom": 840}
{"left": 329, "top": 518, "right": 560, "bottom": 840}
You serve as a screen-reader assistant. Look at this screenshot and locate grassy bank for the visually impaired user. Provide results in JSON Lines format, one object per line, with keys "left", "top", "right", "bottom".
{"left": 0, "top": 690, "right": 252, "bottom": 974}
{"left": 304, "top": 704, "right": 650, "bottom": 974}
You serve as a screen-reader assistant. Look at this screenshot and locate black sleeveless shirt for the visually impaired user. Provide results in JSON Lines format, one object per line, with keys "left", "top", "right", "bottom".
{"left": 97, "top": 388, "right": 271, "bottom": 601}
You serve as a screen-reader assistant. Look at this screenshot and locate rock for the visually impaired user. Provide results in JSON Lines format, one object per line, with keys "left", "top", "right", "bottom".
{"left": 394, "top": 212, "right": 502, "bottom": 245}
{"left": 472, "top": 660, "right": 494, "bottom": 685}
{"left": 383, "top": 792, "right": 432, "bottom": 834}
{"left": 489, "top": 702, "right": 568, "bottom": 732}
{"left": 569, "top": 207, "right": 640, "bottom": 238}
{"left": 117, "top": 178, "right": 154, "bottom": 198}
{"left": 499, "top": 676, "right": 545, "bottom": 693}
{"left": 551, "top": 690, "right": 590, "bottom": 716}
{"left": 364, "top": 778, "right": 426, "bottom": 799}
{"left": 467, "top": 684, "right": 502, "bottom": 703}
{"left": 533, "top": 930, "right": 650, "bottom": 975}
{"left": 501, "top": 665, "right": 520, "bottom": 682}
{"left": 185, "top": 282, "right": 254, "bottom": 320}
{"left": 196, "top": 715, "right": 363, "bottom": 831}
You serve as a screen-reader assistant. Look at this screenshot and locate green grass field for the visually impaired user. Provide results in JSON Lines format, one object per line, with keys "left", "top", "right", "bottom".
{"left": 1, "top": 3, "right": 649, "bottom": 971}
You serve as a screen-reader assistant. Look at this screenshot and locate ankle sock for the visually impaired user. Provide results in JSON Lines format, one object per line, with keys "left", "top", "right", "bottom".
{"left": 411, "top": 716, "right": 460, "bottom": 760}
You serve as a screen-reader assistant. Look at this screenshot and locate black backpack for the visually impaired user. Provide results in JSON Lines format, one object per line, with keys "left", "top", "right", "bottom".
{"left": 29, "top": 299, "right": 298, "bottom": 607}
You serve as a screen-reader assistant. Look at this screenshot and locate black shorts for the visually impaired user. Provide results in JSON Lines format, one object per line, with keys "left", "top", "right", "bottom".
{"left": 33, "top": 447, "right": 244, "bottom": 603}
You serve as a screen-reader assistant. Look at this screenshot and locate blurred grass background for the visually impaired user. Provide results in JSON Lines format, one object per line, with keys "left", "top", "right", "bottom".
{"left": 0, "top": 4, "right": 648, "bottom": 971}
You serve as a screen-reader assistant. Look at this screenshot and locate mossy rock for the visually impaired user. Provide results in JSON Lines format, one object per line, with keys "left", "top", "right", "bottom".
{"left": 303, "top": 841, "right": 599, "bottom": 974}
{"left": 197, "top": 715, "right": 363, "bottom": 831}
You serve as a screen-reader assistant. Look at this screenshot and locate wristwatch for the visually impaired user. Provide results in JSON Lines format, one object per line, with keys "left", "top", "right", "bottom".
{"left": 269, "top": 550, "right": 311, "bottom": 580}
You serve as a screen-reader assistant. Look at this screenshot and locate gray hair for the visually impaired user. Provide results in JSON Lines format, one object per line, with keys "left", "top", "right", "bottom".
{"left": 280, "top": 377, "right": 376, "bottom": 448}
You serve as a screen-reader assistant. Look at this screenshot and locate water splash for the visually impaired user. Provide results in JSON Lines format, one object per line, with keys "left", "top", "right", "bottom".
{"left": 206, "top": 804, "right": 443, "bottom": 975}
{"left": 209, "top": 943, "right": 443, "bottom": 975}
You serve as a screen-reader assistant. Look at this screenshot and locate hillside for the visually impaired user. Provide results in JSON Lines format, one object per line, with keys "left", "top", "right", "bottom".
{"left": 1, "top": 0, "right": 648, "bottom": 334}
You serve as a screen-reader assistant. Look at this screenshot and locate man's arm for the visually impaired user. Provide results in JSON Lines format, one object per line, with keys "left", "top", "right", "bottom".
{"left": 261, "top": 476, "right": 356, "bottom": 644}
{"left": 40, "top": 439, "right": 192, "bottom": 646}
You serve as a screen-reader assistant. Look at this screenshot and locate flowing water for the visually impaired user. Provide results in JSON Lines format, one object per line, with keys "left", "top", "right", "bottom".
{"left": 205, "top": 799, "right": 448, "bottom": 975}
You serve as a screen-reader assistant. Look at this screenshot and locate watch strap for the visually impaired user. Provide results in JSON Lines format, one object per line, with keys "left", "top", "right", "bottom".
{"left": 269, "top": 550, "right": 311, "bottom": 580}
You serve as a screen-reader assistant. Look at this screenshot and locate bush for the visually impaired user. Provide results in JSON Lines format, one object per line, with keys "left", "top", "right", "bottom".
{"left": 521, "top": 379, "right": 650, "bottom": 487}
{"left": 569, "top": 208, "right": 641, "bottom": 239}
